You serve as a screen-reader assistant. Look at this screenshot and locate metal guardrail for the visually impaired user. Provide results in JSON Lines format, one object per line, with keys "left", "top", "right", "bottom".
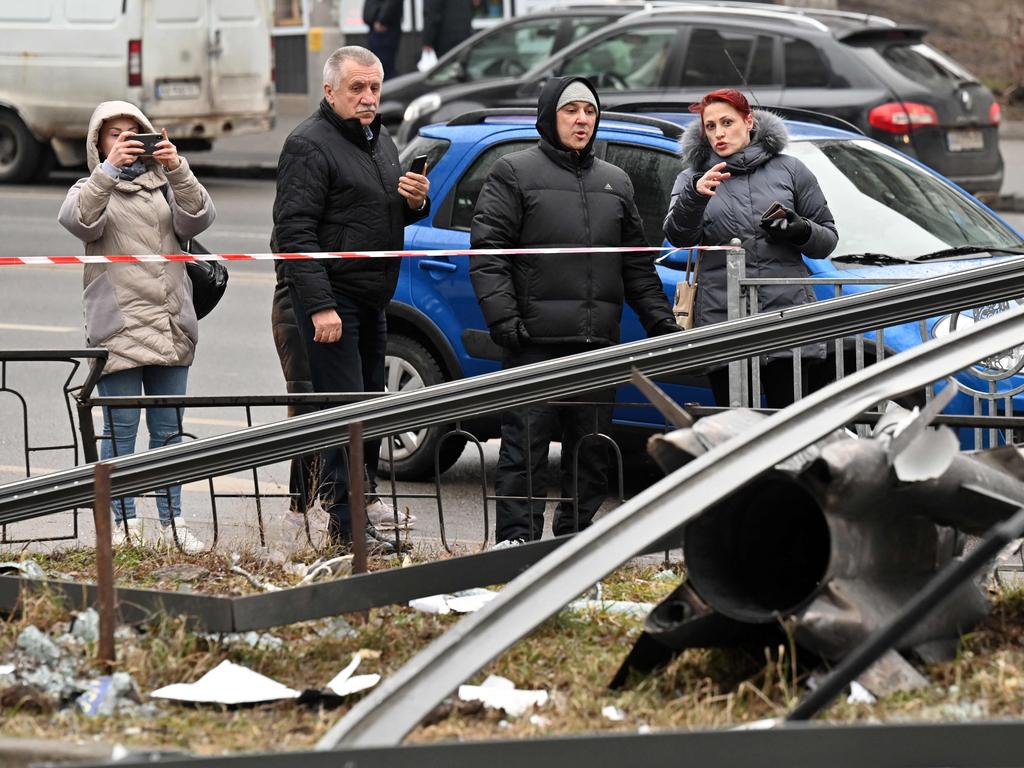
{"left": 317, "top": 289, "right": 1024, "bottom": 749}
{"left": 3, "top": 254, "right": 1024, "bottom": 525}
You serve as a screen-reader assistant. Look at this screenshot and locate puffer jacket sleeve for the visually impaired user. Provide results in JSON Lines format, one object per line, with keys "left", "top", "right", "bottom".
{"left": 58, "top": 168, "right": 117, "bottom": 240}
{"left": 165, "top": 157, "right": 216, "bottom": 241}
{"left": 272, "top": 135, "right": 336, "bottom": 317}
{"left": 619, "top": 177, "right": 673, "bottom": 333}
{"left": 469, "top": 156, "right": 523, "bottom": 328}
{"left": 663, "top": 168, "right": 711, "bottom": 247}
{"left": 791, "top": 159, "right": 838, "bottom": 259}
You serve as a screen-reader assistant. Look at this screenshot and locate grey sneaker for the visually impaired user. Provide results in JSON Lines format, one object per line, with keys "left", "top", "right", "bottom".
{"left": 366, "top": 498, "right": 416, "bottom": 530}
{"left": 160, "top": 519, "right": 206, "bottom": 554}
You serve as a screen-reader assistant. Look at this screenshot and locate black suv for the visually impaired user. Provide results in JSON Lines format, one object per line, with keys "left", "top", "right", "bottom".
{"left": 397, "top": 3, "right": 1003, "bottom": 195}
{"left": 379, "top": 4, "right": 643, "bottom": 135}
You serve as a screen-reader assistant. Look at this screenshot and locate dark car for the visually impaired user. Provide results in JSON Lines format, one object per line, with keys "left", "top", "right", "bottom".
{"left": 397, "top": 2, "right": 1003, "bottom": 195}
{"left": 378, "top": 5, "right": 639, "bottom": 135}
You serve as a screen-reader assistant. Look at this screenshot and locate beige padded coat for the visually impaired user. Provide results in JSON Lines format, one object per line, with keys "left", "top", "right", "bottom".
{"left": 58, "top": 101, "right": 216, "bottom": 375}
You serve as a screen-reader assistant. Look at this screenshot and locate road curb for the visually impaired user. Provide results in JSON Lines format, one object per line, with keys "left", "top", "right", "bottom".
{"left": 0, "top": 736, "right": 114, "bottom": 766}
{"left": 1001, "top": 121, "right": 1024, "bottom": 140}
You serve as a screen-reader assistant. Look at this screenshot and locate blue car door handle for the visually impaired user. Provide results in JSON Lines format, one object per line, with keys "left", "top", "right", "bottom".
{"left": 418, "top": 259, "right": 458, "bottom": 273}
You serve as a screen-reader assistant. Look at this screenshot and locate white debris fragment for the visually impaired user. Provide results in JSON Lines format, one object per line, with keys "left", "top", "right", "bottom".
{"left": 17, "top": 625, "right": 61, "bottom": 664}
{"left": 71, "top": 609, "right": 101, "bottom": 644}
{"left": 733, "top": 718, "right": 781, "bottom": 730}
{"left": 0, "top": 560, "right": 46, "bottom": 579}
{"left": 891, "top": 426, "right": 959, "bottom": 482}
{"left": 637, "top": 723, "right": 653, "bottom": 735}
{"left": 409, "top": 588, "right": 498, "bottom": 615}
{"left": 601, "top": 705, "right": 626, "bottom": 721}
{"left": 847, "top": 681, "right": 877, "bottom": 705}
{"left": 77, "top": 673, "right": 140, "bottom": 716}
{"left": 150, "top": 660, "right": 299, "bottom": 704}
{"left": 325, "top": 653, "right": 381, "bottom": 697}
{"left": 458, "top": 675, "right": 548, "bottom": 717}
{"left": 0, "top": 664, "right": 14, "bottom": 675}
{"left": 528, "top": 714, "right": 551, "bottom": 728}
{"left": 652, "top": 569, "right": 677, "bottom": 583}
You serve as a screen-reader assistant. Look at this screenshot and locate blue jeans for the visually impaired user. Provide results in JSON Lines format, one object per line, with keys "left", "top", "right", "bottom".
{"left": 97, "top": 365, "right": 189, "bottom": 524}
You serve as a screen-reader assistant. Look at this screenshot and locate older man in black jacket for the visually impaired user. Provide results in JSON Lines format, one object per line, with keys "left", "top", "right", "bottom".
{"left": 470, "top": 76, "right": 676, "bottom": 547}
{"left": 272, "top": 45, "right": 429, "bottom": 551}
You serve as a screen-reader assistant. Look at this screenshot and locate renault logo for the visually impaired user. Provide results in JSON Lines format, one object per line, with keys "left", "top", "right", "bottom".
{"left": 960, "top": 90, "right": 973, "bottom": 111}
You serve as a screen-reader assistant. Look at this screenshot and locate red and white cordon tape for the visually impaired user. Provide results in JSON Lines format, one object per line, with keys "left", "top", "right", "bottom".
{"left": 0, "top": 245, "right": 736, "bottom": 267}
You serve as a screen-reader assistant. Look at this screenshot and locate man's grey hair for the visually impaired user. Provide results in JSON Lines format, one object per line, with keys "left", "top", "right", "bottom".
{"left": 323, "top": 46, "right": 383, "bottom": 89}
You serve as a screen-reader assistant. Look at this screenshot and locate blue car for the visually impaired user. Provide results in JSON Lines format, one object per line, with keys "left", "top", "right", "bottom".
{"left": 380, "top": 109, "right": 1024, "bottom": 479}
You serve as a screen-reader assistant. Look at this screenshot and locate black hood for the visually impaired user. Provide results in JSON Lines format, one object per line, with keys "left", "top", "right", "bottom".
{"left": 535, "top": 75, "right": 601, "bottom": 158}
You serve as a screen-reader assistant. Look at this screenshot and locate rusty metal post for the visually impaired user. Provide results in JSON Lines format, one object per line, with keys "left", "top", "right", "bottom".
{"left": 92, "top": 463, "right": 116, "bottom": 666}
{"left": 349, "top": 422, "right": 366, "bottom": 575}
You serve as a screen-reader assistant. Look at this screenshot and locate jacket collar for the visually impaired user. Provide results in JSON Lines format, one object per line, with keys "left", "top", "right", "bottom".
{"left": 318, "top": 98, "right": 382, "bottom": 152}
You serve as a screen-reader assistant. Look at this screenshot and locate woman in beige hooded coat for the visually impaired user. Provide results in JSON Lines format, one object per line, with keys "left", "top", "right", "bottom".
{"left": 58, "top": 101, "right": 216, "bottom": 552}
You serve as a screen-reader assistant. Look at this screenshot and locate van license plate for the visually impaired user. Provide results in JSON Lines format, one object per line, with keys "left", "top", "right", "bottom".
{"left": 946, "top": 128, "right": 984, "bottom": 152}
{"left": 156, "top": 80, "right": 201, "bottom": 100}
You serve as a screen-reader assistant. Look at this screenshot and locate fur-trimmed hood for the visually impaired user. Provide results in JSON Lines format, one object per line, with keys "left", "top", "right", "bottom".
{"left": 679, "top": 109, "right": 788, "bottom": 171}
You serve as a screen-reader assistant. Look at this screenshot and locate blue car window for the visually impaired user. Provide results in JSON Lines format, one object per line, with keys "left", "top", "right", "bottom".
{"left": 603, "top": 143, "right": 681, "bottom": 246}
{"left": 399, "top": 136, "right": 450, "bottom": 174}
{"left": 446, "top": 140, "right": 534, "bottom": 230}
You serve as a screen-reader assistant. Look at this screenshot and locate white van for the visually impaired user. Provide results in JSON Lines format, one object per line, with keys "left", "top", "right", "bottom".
{"left": 0, "top": 0, "right": 275, "bottom": 183}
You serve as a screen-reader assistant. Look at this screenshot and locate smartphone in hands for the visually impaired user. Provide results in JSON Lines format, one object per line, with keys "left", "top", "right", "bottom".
{"left": 409, "top": 154, "right": 428, "bottom": 175}
{"left": 134, "top": 133, "right": 162, "bottom": 156}
{"left": 760, "top": 201, "right": 787, "bottom": 225}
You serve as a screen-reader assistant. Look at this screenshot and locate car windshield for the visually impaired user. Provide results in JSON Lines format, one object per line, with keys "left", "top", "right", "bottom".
{"left": 785, "top": 138, "right": 1021, "bottom": 261}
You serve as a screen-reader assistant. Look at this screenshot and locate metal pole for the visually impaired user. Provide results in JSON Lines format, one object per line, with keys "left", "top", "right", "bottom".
{"left": 92, "top": 462, "right": 116, "bottom": 666}
{"left": 725, "top": 238, "right": 746, "bottom": 407}
{"left": 349, "top": 422, "right": 366, "bottom": 575}
{"left": 787, "top": 504, "right": 1024, "bottom": 722}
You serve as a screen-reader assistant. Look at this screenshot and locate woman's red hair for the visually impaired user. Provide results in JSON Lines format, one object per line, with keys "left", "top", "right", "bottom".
{"left": 689, "top": 89, "right": 752, "bottom": 119}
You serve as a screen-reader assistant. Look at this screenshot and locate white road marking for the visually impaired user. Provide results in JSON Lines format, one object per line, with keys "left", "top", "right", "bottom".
{"left": 0, "top": 322, "right": 78, "bottom": 333}
{"left": 0, "top": 464, "right": 286, "bottom": 495}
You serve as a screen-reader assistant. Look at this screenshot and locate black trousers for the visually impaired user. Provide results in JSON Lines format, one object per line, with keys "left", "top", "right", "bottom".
{"left": 495, "top": 344, "right": 614, "bottom": 543}
{"left": 291, "top": 287, "right": 386, "bottom": 538}
{"left": 708, "top": 359, "right": 808, "bottom": 409}
{"left": 368, "top": 28, "right": 401, "bottom": 80}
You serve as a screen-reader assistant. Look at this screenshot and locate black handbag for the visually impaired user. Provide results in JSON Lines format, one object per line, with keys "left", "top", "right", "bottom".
{"left": 182, "top": 238, "right": 228, "bottom": 320}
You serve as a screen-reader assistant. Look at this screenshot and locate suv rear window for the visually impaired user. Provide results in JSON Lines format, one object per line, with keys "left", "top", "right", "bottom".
{"left": 881, "top": 43, "right": 966, "bottom": 84}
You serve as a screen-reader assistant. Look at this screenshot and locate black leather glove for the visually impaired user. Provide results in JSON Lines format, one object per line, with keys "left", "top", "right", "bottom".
{"left": 490, "top": 317, "right": 530, "bottom": 351}
{"left": 650, "top": 317, "right": 680, "bottom": 336}
{"left": 760, "top": 206, "right": 811, "bottom": 245}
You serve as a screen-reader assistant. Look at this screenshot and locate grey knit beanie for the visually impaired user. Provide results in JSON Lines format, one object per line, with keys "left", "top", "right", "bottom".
{"left": 556, "top": 80, "right": 598, "bottom": 112}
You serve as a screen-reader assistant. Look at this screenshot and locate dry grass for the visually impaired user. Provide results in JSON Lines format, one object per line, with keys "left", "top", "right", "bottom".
{"left": 2, "top": 545, "right": 1024, "bottom": 754}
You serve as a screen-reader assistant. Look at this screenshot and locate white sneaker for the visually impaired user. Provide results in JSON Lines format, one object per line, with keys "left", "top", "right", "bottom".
{"left": 493, "top": 537, "right": 526, "bottom": 550}
{"left": 366, "top": 498, "right": 416, "bottom": 530}
{"left": 284, "top": 511, "right": 326, "bottom": 549}
{"left": 111, "top": 517, "right": 143, "bottom": 547}
{"left": 160, "top": 519, "right": 206, "bottom": 554}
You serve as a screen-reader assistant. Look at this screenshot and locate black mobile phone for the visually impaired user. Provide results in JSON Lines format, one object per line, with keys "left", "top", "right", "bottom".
{"left": 410, "top": 154, "right": 428, "bottom": 175}
{"left": 134, "top": 133, "right": 162, "bottom": 156}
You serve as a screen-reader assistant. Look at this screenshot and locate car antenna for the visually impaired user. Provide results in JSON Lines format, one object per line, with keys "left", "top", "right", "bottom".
{"left": 722, "top": 48, "right": 763, "bottom": 111}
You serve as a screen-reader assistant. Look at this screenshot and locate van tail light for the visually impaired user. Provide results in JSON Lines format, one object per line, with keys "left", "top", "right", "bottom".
{"left": 128, "top": 39, "right": 142, "bottom": 87}
{"left": 990, "top": 101, "right": 1002, "bottom": 125}
{"left": 270, "top": 37, "right": 276, "bottom": 83}
{"left": 868, "top": 101, "right": 939, "bottom": 134}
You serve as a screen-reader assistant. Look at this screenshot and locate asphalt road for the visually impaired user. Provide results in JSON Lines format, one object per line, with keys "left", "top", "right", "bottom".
{"left": 2, "top": 163, "right": 1023, "bottom": 554}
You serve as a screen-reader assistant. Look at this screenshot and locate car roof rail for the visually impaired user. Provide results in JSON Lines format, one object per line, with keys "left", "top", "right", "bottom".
{"left": 445, "top": 107, "right": 685, "bottom": 139}
{"left": 796, "top": 8, "right": 897, "bottom": 29}
{"left": 619, "top": 2, "right": 831, "bottom": 32}
{"left": 611, "top": 101, "right": 864, "bottom": 136}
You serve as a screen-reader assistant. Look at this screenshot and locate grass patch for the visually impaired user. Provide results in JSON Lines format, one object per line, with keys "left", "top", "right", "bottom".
{"left": 2, "top": 546, "right": 1024, "bottom": 753}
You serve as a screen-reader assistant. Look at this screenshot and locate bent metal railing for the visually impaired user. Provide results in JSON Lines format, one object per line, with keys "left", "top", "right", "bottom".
{"left": 2, "top": 254, "right": 1024, "bottom": 535}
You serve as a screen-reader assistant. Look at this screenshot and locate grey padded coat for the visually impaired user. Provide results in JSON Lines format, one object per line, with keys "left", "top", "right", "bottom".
{"left": 58, "top": 100, "right": 215, "bottom": 375}
{"left": 663, "top": 110, "right": 837, "bottom": 355}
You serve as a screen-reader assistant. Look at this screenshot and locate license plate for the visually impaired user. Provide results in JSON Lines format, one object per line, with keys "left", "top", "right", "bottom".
{"left": 946, "top": 128, "right": 984, "bottom": 152}
{"left": 156, "top": 80, "right": 201, "bottom": 100}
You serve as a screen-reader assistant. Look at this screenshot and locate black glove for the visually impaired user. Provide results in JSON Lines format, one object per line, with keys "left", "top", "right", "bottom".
{"left": 650, "top": 317, "right": 680, "bottom": 336}
{"left": 760, "top": 206, "right": 811, "bottom": 245}
{"left": 490, "top": 317, "right": 530, "bottom": 351}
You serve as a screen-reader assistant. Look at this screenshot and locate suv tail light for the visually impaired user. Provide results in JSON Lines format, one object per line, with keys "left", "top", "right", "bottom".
{"left": 128, "top": 39, "right": 142, "bottom": 87}
{"left": 868, "top": 101, "right": 939, "bottom": 134}
{"left": 990, "top": 101, "right": 1002, "bottom": 125}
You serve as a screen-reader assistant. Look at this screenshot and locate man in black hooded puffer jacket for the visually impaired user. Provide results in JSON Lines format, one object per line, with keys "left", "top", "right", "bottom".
{"left": 470, "top": 76, "right": 676, "bottom": 546}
